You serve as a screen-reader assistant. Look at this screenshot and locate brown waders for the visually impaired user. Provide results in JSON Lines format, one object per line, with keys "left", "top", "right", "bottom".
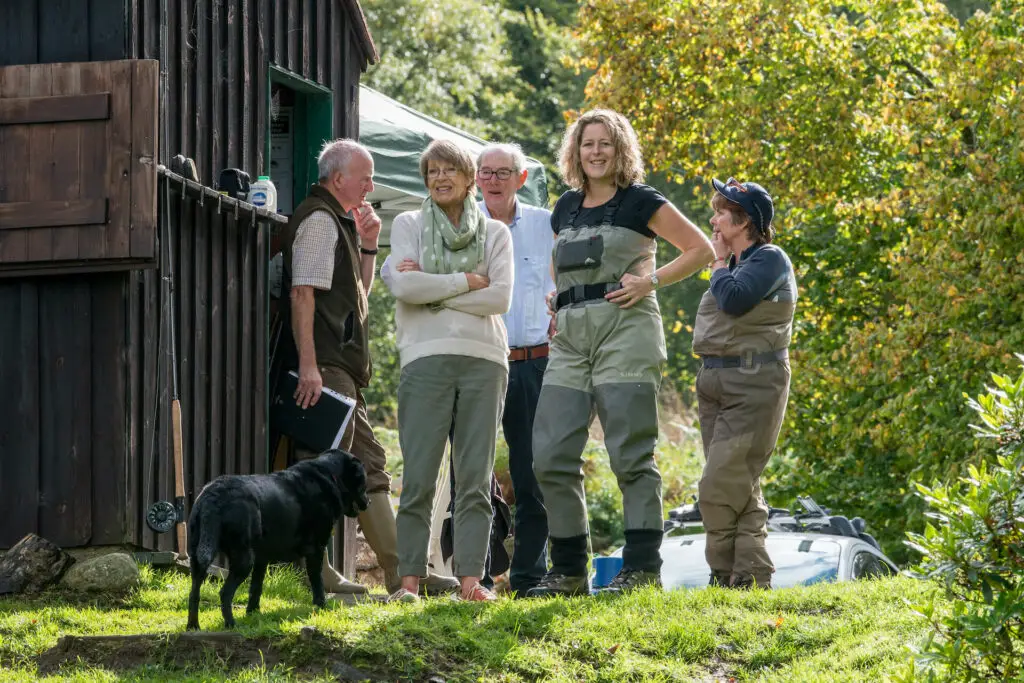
{"left": 692, "top": 285, "right": 795, "bottom": 588}
{"left": 531, "top": 194, "right": 667, "bottom": 594}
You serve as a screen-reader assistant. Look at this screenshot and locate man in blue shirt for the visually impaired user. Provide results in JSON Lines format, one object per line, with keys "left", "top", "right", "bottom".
{"left": 476, "top": 143, "right": 554, "bottom": 597}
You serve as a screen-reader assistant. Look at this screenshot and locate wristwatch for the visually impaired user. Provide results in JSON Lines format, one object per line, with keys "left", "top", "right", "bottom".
{"left": 649, "top": 272, "right": 660, "bottom": 289}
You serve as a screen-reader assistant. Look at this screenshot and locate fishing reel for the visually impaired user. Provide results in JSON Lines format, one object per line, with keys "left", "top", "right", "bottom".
{"left": 146, "top": 497, "right": 185, "bottom": 533}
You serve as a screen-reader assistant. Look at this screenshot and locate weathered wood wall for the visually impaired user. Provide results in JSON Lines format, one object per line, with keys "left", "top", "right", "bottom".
{"left": 0, "top": 0, "right": 374, "bottom": 549}
{"left": 125, "top": 0, "right": 368, "bottom": 184}
{"left": 128, "top": 178, "right": 275, "bottom": 550}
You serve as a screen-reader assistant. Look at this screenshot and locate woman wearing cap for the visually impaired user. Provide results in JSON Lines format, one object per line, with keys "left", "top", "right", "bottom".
{"left": 528, "top": 109, "right": 714, "bottom": 598}
{"left": 693, "top": 178, "right": 797, "bottom": 589}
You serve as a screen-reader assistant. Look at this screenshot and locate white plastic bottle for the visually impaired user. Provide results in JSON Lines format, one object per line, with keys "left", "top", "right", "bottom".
{"left": 248, "top": 175, "right": 278, "bottom": 212}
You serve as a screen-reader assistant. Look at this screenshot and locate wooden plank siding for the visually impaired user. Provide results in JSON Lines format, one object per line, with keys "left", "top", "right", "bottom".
{"left": 0, "top": 0, "right": 376, "bottom": 558}
{"left": 125, "top": 0, "right": 368, "bottom": 184}
{"left": 126, "top": 179, "right": 274, "bottom": 550}
{"left": 0, "top": 273, "right": 127, "bottom": 548}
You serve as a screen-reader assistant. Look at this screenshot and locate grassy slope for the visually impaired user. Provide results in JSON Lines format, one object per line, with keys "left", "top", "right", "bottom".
{"left": 0, "top": 565, "right": 937, "bottom": 682}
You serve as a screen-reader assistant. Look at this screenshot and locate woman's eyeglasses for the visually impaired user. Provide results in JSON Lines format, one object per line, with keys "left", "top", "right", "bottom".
{"left": 477, "top": 168, "right": 515, "bottom": 180}
{"left": 427, "top": 167, "right": 461, "bottom": 179}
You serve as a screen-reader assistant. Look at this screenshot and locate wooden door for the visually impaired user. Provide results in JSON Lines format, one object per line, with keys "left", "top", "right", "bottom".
{"left": 0, "top": 60, "right": 157, "bottom": 276}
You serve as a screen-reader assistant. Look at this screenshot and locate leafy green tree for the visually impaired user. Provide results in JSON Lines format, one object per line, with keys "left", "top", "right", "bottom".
{"left": 362, "top": 0, "right": 589, "bottom": 197}
{"left": 503, "top": 0, "right": 580, "bottom": 25}
{"left": 575, "top": 0, "right": 1024, "bottom": 560}
{"left": 361, "top": 0, "right": 521, "bottom": 138}
{"left": 493, "top": 6, "right": 589, "bottom": 196}
{"left": 942, "top": 0, "right": 992, "bottom": 21}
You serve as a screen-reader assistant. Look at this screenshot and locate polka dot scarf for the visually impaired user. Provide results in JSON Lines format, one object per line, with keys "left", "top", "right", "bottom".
{"left": 421, "top": 195, "right": 486, "bottom": 275}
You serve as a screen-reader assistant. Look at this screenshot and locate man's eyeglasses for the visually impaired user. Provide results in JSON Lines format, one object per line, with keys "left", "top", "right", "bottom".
{"left": 427, "top": 167, "right": 461, "bottom": 179}
{"left": 477, "top": 168, "right": 516, "bottom": 181}
{"left": 725, "top": 177, "right": 748, "bottom": 193}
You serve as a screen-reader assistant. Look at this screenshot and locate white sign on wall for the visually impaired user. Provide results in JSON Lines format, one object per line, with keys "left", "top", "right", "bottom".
{"left": 270, "top": 106, "right": 294, "bottom": 214}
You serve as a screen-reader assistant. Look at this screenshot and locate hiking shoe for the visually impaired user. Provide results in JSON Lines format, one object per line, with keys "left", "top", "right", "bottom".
{"left": 525, "top": 572, "right": 590, "bottom": 598}
{"left": 388, "top": 588, "right": 420, "bottom": 604}
{"left": 461, "top": 583, "right": 498, "bottom": 602}
{"left": 419, "top": 573, "right": 460, "bottom": 596}
{"left": 595, "top": 569, "right": 662, "bottom": 595}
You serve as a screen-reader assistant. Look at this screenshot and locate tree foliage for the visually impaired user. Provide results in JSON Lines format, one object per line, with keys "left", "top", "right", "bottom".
{"left": 360, "top": 0, "right": 521, "bottom": 138}
{"left": 575, "top": 0, "right": 1024, "bottom": 560}
{"left": 361, "top": 0, "right": 587, "bottom": 194}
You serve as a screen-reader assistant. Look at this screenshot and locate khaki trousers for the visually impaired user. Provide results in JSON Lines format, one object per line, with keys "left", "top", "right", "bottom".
{"left": 295, "top": 364, "right": 391, "bottom": 494}
{"left": 696, "top": 361, "right": 790, "bottom": 584}
{"left": 395, "top": 355, "right": 507, "bottom": 579}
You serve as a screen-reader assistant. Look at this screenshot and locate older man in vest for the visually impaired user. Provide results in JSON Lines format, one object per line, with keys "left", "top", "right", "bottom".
{"left": 282, "top": 138, "right": 458, "bottom": 595}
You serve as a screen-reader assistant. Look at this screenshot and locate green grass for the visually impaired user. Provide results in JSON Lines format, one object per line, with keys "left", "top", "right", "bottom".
{"left": 0, "top": 564, "right": 939, "bottom": 682}
{"left": 380, "top": 429, "right": 705, "bottom": 554}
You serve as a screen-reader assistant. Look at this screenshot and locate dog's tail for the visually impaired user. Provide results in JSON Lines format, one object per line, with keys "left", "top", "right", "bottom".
{"left": 188, "top": 497, "right": 220, "bottom": 570}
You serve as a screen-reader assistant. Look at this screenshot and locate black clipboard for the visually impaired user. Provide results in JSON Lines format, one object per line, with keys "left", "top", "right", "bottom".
{"left": 270, "top": 370, "right": 357, "bottom": 453}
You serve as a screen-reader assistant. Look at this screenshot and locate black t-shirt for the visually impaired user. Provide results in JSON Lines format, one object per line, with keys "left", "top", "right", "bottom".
{"left": 550, "top": 183, "right": 669, "bottom": 238}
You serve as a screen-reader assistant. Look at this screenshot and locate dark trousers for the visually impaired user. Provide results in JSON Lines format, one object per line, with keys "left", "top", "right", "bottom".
{"left": 504, "top": 357, "right": 549, "bottom": 591}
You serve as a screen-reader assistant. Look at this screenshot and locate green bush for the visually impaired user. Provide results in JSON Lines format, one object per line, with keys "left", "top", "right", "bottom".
{"left": 900, "top": 355, "right": 1024, "bottom": 682}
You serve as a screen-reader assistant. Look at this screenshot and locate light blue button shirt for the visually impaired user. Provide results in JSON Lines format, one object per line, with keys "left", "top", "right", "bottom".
{"left": 481, "top": 199, "right": 555, "bottom": 348}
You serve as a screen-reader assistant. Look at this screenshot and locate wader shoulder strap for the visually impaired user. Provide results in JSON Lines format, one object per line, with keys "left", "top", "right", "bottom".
{"left": 601, "top": 189, "right": 623, "bottom": 225}
{"left": 563, "top": 193, "right": 585, "bottom": 230}
{"left": 562, "top": 187, "right": 624, "bottom": 230}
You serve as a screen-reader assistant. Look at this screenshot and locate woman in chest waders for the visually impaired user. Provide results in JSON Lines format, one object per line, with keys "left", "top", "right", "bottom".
{"left": 694, "top": 178, "right": 796, "bottom": 590}
{"left": 528, "top": 110, "right": 714, "bottom": 597}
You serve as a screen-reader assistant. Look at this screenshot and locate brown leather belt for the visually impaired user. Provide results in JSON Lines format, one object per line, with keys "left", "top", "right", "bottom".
{"left": 508, "top": 343, "right": 549, "bottom": 362}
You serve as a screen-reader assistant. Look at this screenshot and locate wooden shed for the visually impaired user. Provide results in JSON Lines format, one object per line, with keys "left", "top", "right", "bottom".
{"left": 0, "top": 0, "right": 378, "bottom": 574}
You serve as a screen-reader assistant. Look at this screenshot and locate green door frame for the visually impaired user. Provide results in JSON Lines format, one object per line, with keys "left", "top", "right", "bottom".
{"left": 267, "top": 66, "right": 334, "bottom": 210}
{"left": 265, "top": 66, "right": 333, "bottom": 471}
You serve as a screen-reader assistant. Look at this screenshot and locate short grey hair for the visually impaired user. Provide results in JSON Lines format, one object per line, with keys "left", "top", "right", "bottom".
{"left": 477, "top": 143, "right": 527, "bottom": 174}
{"left": 317, "top": 139, "right": 370, "bottom": 181}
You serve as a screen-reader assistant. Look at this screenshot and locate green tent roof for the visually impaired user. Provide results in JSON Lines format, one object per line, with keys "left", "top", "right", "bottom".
{"left": 359, "top": 85, "right": 548, "bottom": 221}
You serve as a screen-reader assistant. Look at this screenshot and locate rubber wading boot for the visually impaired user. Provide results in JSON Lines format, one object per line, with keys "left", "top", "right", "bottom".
{"left": 525, "top": 572, "right": 590, "bottom": 598}
{"left": 731, "top": 574, "right": 772, "bottom": 590}
{"left": 708, "top": 571, "right": 732, "bottom": 587}
{"left": 358, "top": 491, "right": 402, "bottom": 594}
{"left": 316, "top": 550, "right": 368, "bottom": 594}
{"left": 595, "top": 568, "right": 661, "bottom": 595}
{"left": 360, "top": 492, "right": 459, "bottom": 595}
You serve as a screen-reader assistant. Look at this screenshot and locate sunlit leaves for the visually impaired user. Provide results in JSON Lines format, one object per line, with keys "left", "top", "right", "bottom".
{"left": 575, "top": 0, "right": 1024, "bottom": 560}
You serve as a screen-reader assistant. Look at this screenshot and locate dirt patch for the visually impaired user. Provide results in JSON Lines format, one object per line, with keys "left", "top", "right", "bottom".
{"left": 36, "top": 632, "right": 390, "bottom": 681}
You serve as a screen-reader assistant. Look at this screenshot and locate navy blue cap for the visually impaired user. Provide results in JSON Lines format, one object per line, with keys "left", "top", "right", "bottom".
{"left": 712, "top": 177, "right": 774, "bottom": 235}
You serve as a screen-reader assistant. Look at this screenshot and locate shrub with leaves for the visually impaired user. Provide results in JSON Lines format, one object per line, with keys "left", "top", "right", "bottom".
{"left": 901, "top": 355, "right": 1024, "bottom": 682}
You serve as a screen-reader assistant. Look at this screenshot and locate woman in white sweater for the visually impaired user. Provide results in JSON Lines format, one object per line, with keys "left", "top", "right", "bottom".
{"left": 385, "top": 140, "right": 513, "bottom": 602}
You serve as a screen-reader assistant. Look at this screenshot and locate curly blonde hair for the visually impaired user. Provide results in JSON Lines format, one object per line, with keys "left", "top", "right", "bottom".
{"left": 557, "top": 109, "right": 645, "bottom": 191}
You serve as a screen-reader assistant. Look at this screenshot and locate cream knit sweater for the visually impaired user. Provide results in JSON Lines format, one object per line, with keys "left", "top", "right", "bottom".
{"left": 386, "top": 209, "right": 514, "bottom": 369}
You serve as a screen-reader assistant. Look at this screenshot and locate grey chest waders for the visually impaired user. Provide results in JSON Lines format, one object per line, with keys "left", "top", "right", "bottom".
{"left": 531, "top": 189, "right": 667, "bottom": 576}
{"left": 692, "top": 275, "right": 795, "bottom": 587}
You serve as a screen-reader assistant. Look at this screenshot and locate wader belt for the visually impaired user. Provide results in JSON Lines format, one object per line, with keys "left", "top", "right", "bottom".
{"left": 701, "top": 348, "right": 788, "bottom": 369}
{"left": 554, "top": 282, "right": 622, "bottom": 311}
{"left": 508, "top": 343, "right": 549, "bottom": 362}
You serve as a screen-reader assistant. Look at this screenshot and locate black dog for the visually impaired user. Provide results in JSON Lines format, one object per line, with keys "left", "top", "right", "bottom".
{"left": 186, "top": 449, "right": 368, "bottom": 630}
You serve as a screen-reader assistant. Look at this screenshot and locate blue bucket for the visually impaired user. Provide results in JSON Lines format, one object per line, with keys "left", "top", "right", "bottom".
{"left": 592, "top": 556, "right": 624, "bottom": 588}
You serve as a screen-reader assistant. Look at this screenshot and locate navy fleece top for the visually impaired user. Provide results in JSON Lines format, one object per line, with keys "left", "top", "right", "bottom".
{"left": 709, "top": 243, "right": 797, "bottom": 316}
